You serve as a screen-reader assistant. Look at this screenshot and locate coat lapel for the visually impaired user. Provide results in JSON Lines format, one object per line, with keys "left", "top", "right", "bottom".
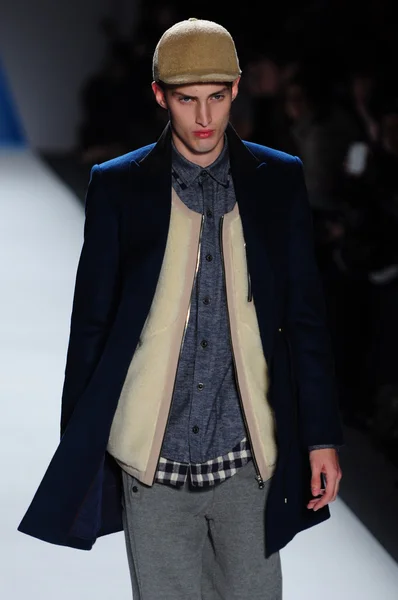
{"left": 227, "top": 124, "right": 276, "bottom": 357}
{"left": 129, "top": 122, "right": 173, "bottom": 243}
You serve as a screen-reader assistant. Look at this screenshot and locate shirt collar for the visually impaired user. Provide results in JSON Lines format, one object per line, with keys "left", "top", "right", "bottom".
{"left": 172, "top": 135, "right": 230, "bottom": 188}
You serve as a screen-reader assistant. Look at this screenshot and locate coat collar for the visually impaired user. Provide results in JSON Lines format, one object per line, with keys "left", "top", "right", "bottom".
{"left": 129, "top": 121, "right": 268, "bottom": 224}
{"left": 132, "top": 120, "right": 265, "bottom": 174}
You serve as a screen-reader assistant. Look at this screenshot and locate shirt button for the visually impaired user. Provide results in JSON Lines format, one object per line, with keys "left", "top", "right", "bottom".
{"left": 201, "top": 170, "right": 208, "bottom": 177}
{"left": 203, "top": 296, "right": 210, "bottom": 305}
{"left": 132, "top": 486, "right": 138, "bottom": 493}
{"left": 205, "top": 254, "right": 213, "bottom": 262}
{"left": 197, "top": 383, "right": 204, "bottom": 390}
{"left": 206, "top": 209, "right": 213, "bottom": 218}
{"left": 192, "top": 425, "right": 200, "bottom": 434}
{"left": 200, "top": 340, "right": 208, "bottom": 348}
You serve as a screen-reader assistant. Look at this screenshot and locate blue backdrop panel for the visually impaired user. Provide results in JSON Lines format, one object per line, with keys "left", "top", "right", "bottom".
{"left": 0, "top": 56, "right": 26, "bottom": 146}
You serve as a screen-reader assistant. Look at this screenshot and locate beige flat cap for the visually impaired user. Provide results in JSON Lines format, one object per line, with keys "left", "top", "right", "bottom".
{"left": 153, "top": 18, "right": 241, "bottom": 85}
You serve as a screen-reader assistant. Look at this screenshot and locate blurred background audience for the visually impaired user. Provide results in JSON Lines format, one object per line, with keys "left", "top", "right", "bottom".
{"left": 72, "top": 0, "right": 398, "bottom": 469}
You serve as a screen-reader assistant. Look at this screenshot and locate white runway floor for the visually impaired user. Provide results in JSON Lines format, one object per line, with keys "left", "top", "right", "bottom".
{"left": 2, "top": 148, "right": 398, "bottom": 599}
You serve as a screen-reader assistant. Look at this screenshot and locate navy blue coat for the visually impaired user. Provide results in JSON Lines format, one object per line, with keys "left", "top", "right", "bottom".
{"left": 18, "top": 123, "right": 344, "bottom": 557}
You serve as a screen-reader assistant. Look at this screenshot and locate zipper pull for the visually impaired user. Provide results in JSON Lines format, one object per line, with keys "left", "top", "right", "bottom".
{"left": 256, "top": 475, "right": 265, "bottom": 489}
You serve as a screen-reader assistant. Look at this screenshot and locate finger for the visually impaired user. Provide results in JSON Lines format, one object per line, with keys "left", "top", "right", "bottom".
{"left": 313, "top": 495, "right": 331, "bottom": 511}
{"left": 307, "top": 490, "right": 325, "bottom": 503}
{"left": 313, "top": 473, "right": 336, "bottom": 511}
{"left": 310, "top": 467, "right": 322, "bottom": 497}
{"left": 307, "top": 488, "right": 326, "bottom": 502}
{"left": 307, "top": 488, "right": 326, "bottom": 508}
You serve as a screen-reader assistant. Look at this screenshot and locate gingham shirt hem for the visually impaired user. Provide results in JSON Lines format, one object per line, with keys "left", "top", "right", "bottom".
{"left": 155, "top": 437, "right": 252, "bottom": 488}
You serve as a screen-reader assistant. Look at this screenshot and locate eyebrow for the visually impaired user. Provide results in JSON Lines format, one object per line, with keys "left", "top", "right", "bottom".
{"left": 172, "top": 86, "right": 229, "bottom": 99}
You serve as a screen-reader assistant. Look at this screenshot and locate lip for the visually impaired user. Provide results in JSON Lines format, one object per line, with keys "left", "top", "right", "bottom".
{"left": 193, "top": 130, "right": 214, "bottom": 138}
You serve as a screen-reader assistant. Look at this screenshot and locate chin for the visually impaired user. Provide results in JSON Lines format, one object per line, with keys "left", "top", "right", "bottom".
{"left": 192, "top": 135, "right": 220, "bottom": 153}
{"left": 195, "top": 142, "right": 217, "bottom": 154}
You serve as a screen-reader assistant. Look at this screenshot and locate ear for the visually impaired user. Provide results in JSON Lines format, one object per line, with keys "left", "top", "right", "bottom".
{"left": 231, "top": 76, "right": 241, "bottom": 102}
{"left": 151, "top": 81, "right": 168, "bottom": 110}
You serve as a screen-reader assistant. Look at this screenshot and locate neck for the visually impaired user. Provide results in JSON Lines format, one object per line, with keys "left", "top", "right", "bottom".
{"left": 171, "top": 130, "right": 225, "bottom": 168}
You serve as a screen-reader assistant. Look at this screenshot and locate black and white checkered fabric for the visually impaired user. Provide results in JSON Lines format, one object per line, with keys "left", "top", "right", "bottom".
{"left": 155, "top": 437, "right": 252, "bottom": 488}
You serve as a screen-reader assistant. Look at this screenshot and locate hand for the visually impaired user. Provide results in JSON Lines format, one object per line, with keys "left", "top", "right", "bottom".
{"left": 307, "top": 448, "right": 342, "bottom": 511}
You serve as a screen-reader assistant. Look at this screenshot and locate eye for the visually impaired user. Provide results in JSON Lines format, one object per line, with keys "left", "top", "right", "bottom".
{"left": 179, "top": 96, "right": 193, "bottom": 103}
{"left": 212, "top": 94, "right": 225, "bottom": 101}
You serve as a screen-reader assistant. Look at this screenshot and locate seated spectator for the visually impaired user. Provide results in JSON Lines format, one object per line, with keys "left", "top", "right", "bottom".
{"left": 283, "top": 69, "right": 360, "bottom": 216}
{"left": 77, "top": 51, "right": 135, "bottom": 164}
{"left": 99, "top": 15, "right": 133, "bottom": 69}
{"left": 332, "top": 99, "right": 398, "bottom": 429}
{"left": 343, "top": 66, "right": 382, "bottom": 145}
{"left": 242, "top": 54, "right": 296, "bottom": 152}
{"left": 337, "top": 98, "right": 398, "bottom": 280}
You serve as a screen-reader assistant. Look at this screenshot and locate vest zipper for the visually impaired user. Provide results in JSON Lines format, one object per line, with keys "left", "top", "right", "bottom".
{"left": 220, "top": 215, "right": 265, "bottom": 490}
{"left": 244, "top": 242, "right": 253, "bottom": 302}
{"left": 151, "top": 213, "right": 205, "bottom": 485}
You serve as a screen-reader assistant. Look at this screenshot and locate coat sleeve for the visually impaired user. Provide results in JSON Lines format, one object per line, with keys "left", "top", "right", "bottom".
{"left": 286, "top": 156, "right": 345, "bottom": 448}
{"left": 60, "top": 164, "right": 121, "bottom": 437}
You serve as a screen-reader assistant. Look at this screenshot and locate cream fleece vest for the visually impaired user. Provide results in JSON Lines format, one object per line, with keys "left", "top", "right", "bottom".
{"left": 107, "top": 189, "right": 278, "bottom": 485}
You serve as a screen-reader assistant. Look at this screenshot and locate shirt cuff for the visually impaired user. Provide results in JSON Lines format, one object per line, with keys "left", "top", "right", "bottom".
{"left": 308, "top": 444, "right": 342, "bottom": 452}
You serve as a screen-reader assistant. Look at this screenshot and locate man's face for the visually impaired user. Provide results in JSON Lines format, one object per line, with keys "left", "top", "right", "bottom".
{"left": 152, "top": 79, "right": 240, "bottom": 165}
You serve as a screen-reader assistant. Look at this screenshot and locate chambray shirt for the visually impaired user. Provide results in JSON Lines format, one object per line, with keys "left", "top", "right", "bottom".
{"left": 159, "top": 138, "right": 248, "bottom": 463}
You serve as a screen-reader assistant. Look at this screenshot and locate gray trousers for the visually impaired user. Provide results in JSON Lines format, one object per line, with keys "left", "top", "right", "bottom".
{"left": 121, "top": 459, "right": 282, "bottom": 599}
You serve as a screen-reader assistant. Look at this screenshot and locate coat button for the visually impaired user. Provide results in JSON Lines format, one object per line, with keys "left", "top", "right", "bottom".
{"left": 192, "top": 426, "right": 199, "bottom": 434}
{"left": 203, "top": 296, "right": 210, "bottom": 305}
{"left": 206, "top": 209, "right": 213, "bottom": 218}
{"left": 205, "top": 254, "right": 213, "bottom": 262}
{"left": 278, "top": 327, "right": 283, "bottom": 332}
{"left": 132, "top": 486, "right": 138, "bottom": 493}
{"left": 200, "top": 340, "right": 208, "bottom": 348}
{"left": 197, "top": 383, "right": 204, "bottom": 390}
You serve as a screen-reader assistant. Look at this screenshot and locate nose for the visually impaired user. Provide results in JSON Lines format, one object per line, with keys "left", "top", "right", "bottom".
{"left": 196, "top": 101, "right": 212, "bottom": 128}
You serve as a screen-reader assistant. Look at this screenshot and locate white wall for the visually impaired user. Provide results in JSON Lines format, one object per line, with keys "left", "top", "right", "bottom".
{"left": 0, "top": 0, "right": 137, "bottom": 152}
